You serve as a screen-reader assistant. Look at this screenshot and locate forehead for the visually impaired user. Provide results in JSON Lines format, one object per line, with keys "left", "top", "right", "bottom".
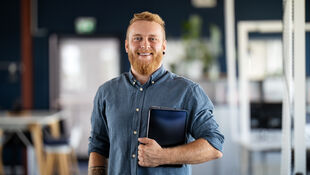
{"left": 128, "top": 20, "right": 164, "bottom": 38}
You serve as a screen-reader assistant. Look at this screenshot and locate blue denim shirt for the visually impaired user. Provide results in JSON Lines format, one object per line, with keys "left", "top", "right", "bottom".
{"left": 88, "top": 66, "right": 224, "bottom": 175}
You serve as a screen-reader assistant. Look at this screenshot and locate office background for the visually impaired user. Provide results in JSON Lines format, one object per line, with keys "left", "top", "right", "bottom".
{"left": 0, "top": 0, "right": 309, "bottom": 174}
{"left": 1, "top": 0, "right": 309, "bottom": 110}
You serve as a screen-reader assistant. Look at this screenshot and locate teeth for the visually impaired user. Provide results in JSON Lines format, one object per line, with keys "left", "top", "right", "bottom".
{"left": 138, "top": 53, "right": 151, "bottom": 56}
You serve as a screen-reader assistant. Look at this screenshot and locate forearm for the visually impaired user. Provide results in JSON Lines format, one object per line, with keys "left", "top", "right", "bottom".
{"left": 88, "top": 152, "right": 108, "bottom": 175}
{"left": 162, "top": 138, "right": 222, "bottom": 165}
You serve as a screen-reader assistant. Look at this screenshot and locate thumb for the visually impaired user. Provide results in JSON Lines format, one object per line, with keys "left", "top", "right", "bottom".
{"left": 138, "top": 137, "right": 152, "bottom": 144}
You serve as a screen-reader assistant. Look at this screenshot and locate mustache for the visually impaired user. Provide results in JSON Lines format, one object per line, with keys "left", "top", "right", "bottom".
{"left": 136, "top": 48, "right": 154, "bottom": 52}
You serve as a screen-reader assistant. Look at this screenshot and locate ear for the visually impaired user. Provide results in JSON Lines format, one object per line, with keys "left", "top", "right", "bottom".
{"left": 125, "top": 39, "right": 129, "bottom": 53}
{"left": 162, "top": 39, "right": 167, "bottom": 53}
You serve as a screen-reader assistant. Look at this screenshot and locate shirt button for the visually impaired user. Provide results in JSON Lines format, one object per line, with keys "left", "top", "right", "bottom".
{"left": 136, "top": 108, "right": 139, "bottom": 112}
{"left": 151, "top": 81, "right": 155, "bottom": 84}
{"left": 133, "top": 131, "right": 137, "bottom": 135}
{"left": 139, "top": 88, "right": 143, "bottom": 91}
{"left": 132, "top": 81, "right": 136, "bottom": 85}
{"left": 132, "top": 154, "right": 136, "bottom": 158}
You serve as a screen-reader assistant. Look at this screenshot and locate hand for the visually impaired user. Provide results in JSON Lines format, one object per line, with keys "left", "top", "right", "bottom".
{"left": 138, "top": 137, "right": 167, "bottom": 167}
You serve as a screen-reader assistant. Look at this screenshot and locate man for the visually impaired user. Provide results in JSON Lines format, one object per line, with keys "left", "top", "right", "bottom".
{"left": 88, "top": 11, "right": 224, "bottom": 175}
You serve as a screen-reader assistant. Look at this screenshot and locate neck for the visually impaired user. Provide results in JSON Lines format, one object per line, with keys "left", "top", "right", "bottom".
{"left": 131, "top": 67, "right": 151, "bottom": 85}
{"left": 131, "top": 65, "right": 161, "bottom": 85}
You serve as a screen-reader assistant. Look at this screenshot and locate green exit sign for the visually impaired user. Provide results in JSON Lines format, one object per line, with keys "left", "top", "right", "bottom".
{"left": 75, "top": 17, "right": 96, "bottom": 34}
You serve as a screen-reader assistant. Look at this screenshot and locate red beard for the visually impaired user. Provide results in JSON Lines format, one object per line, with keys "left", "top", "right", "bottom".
{"left": 128, "top": 49, "right": 163, "bottom": 76}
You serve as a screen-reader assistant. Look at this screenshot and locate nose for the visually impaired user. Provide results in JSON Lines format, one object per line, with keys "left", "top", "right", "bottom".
{"left": 140, "top": 38, "right": 150, "bottom": 49}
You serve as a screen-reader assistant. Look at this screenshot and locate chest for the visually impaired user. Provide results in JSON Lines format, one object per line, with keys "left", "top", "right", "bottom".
{"left": 104, "top": 85, "right": 189, "bottom": 137}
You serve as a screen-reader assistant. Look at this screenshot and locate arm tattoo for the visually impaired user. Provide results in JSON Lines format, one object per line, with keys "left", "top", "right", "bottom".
{"left": 88, "top": 166, "right": 107, "bottom": 175}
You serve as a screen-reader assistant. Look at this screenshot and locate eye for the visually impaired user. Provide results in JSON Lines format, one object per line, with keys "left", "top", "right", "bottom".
{"left": 133, "top": 37, "right": 142, "bottom": 41}
{"left": 150, "top": 37, "right": 158, "bottom": 42}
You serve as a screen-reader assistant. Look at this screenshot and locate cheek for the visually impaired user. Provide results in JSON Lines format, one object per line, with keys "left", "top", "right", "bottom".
{"left": 149, "top": 42, "right": 158, "bottom": 48}
{"left": 130, "top": 43, "right": 139, "bottom": 51}
{"left": 153, "top": 45, "right": 163, "bottom": 52}
{"left": 127, "top": 46, "right": 135, "bottom": 53}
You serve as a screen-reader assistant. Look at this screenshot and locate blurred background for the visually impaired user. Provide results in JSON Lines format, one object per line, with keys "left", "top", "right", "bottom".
{"left": 0, "top": 0, "right": 309, "bottom": 174}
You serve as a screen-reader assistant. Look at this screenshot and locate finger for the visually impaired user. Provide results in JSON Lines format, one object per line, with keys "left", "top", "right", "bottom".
{"left": 138, "top": 153, "right": 143, "bottom": 161}
{"left": 138, "top": 137, "right": 152, "bottom": 144}
{"left": 138, "top": 144, "right": 145, "bottom": 150}
{"left": 138, "top": 150, "right": 143, "bottom": 158}
{"left": 138, "top": 160, "right": 145, "bottom": 166}
{"left": 138, "top": 137, "right": 155, "bottom": 145}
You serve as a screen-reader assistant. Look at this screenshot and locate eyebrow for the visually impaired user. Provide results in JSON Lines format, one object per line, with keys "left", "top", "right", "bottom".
{"left": 149, "top": 34, "right": 159, "bottom": 38}
{"left": 132, "top": 34, "right": 159, "bottom": 37}
{"left": 132, "top": 34, "right": 141, "bottom": 36}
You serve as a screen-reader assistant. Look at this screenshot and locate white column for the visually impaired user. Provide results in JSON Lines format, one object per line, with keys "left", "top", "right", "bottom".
{"left": 293, "top": 0, "right": 306, "bottom": 174}
{"left": 238, "top": 22, "right": 250, "bottom": 143}
{"left": 281, "top": 0, "right": 293, "bottom": 174}
{"left": 224, "top": 0, "right": 238, "bottom": 141}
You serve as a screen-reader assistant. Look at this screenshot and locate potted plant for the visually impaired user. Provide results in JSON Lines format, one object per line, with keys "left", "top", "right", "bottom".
{"left": 178, "top": 14, "right": 222, "bottom": 80}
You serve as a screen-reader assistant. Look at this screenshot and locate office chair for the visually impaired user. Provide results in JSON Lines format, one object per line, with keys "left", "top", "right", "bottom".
{"left": 44, "top": 125, "right": 81, "bottom": 175}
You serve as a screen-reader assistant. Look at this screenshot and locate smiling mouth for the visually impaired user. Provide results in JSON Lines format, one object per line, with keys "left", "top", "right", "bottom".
{"left": 137, "top": 52, "right": 153, "bottom": 56}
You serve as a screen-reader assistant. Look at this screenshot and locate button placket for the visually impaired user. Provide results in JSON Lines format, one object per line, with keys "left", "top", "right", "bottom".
{"left": 134, "top": 107, "right": 139, "bottom": 136}
{"left": 133, "top": 82, "right": 146, "bottom": 169}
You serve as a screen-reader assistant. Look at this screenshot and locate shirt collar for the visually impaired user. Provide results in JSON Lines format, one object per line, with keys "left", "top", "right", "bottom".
{"left": 128, "top": 65, "right": 166, "bottom": 85}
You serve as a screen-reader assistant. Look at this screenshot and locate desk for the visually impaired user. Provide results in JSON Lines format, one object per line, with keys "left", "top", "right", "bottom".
{"left": 0, "top": 110, "right": 64, "bottom": 175}
{"left": 239, "top": 129, "right": 310, "bottom": 175}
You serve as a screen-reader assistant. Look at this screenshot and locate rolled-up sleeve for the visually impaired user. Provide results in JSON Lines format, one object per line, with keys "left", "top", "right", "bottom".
{"left": 88, "top": 86, "right": 110, "bottom": 158}
{"left": 185, "top": 84, "right": 224, "bottom": 152}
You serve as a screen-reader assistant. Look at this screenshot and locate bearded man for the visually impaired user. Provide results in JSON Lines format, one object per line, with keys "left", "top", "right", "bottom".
{"left": 88, "top": 11, "right": 224, "bottom": 175}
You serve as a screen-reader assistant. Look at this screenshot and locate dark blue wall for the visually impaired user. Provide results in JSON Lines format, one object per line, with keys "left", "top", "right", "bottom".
{"left": 0, "top": 0, "right": 309, "bottom": 109}
{"left": 37, "top": 0, "right": 226, "bottom": 73}
{"left": 0, "top": 0, "right": 21, "bottom": 110}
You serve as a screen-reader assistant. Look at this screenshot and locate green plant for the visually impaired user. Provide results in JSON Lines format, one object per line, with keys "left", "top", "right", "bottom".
{"left": 181, "top": 14, "right": 222, "bottom": 73}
